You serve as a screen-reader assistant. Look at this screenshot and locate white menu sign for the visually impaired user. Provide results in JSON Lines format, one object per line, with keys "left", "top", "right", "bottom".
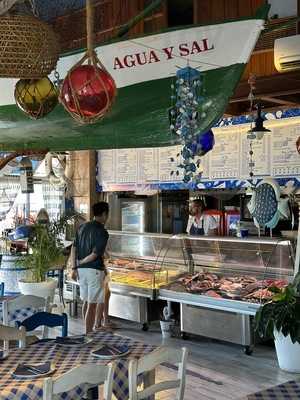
{"left": 98, "top": 150, "right": 116, "bottom": 184}
{"left": 159, "top": 145, "right": 183, "bottom": 182}
{"left": 116, "top": 149, "right": 137, "bottom": 183}
{"left": 209, "top": 128, "right": 240, "bottom": 179}
{"left": 272, "top": 124, "right": 300, "bottom": 176}
{"left": 97, "top": 117, "right": 300, "bottom": 189}
{"left": 137, "top": 148, "right": 159, "bottom": 183}
{"left": 240, "top": 129, "right": 271, "bottom": 178}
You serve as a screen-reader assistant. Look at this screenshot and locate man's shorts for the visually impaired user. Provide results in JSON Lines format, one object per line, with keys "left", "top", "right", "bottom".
{"left": 78, "top": 268, "right": 105, "bottom": 304}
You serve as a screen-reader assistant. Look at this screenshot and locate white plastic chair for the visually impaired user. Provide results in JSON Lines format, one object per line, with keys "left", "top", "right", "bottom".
{"left": 0, "top": 324, "right": 26, "bottom": 352}
{"left": 2, "top": 295, "right": 50, "bottom": 339}
{"left": 43, "top": 363, "right": 115, "bottom": 400}
{"left": 129, "top": 347, "right": 188, "bottom": 400}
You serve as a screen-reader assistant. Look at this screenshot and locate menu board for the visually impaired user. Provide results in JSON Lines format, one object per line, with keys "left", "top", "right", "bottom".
{"left": 209, "top": 128, "right": 240, "bottom": 179}
{"left": 137, "top": 148, "right": 159, "bottom": 183}
{"left": 159, "top": 146, "right": 183, "bottom": 182}
{"left": 97, "top": 117, "right": 300, "bottom": 190}
{"left": 98, "top": 150, "right": 116, "bottom": 184}
{"left": 240, "top": 129, "right": 271, "bottom": 178}
{"left": 272, "top": 124, "right": 300, "bottom": 176}
{"left": 116, "top": 149, "right": 137, "bottom": 184}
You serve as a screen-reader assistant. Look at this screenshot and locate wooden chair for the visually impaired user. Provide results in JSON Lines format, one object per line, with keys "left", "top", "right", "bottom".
{"left": 2, "top": 294, "right": 50, "bottom": 327}
{"left": 129, "top": 347, "right": 188, "bottom": 400}
{"left": 17, "top": 312, "right": 68, "bottom": 338}
{"left": 0, "top": 324, "right": 26, "bottom": 352}
{"left": 43, "top": 363, "right": 115, "bottom": 400}
{"left": 2, "top": 295, "right": 50, "bottom": 342}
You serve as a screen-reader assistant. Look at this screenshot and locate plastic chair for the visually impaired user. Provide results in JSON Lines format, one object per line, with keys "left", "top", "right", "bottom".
{"left": 43, "top": 362, "right": 115, "bottom": 400}
{"left": 17, "top": 311, "right": 68, "bottom": 338}
{"left": 0, "top": 282, "right": 4, "bottom": 297}
{"left": 0, "top": 324, "right": 26, "bottom": 352}
{"left": 129, "top": 346, "right": 188, "bottom": 400}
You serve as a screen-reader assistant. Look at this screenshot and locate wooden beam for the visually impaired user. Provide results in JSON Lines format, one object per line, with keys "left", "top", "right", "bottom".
{"left": 259, "top": 96, "right": 298, "bottom": 106}
{"left": 230, "top": 89, "right": 300, "bottom": 103}
{"left": 0, "top": 150, "right": 47, "bottom": 172}
{"left": 225, "top": 103, "right": 299, "bottom": 116}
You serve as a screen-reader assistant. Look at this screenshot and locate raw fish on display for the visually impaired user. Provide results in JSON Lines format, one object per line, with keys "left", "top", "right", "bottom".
{"left": 175, "top": 272, "right": 288, "bottom": 302}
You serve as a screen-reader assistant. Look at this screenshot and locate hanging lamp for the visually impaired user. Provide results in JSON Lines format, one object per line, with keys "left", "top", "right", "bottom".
{"left": 60, "top": 0, "right": 117, "bottom": 124}
{"left": 247, "top": 102, "right": 271, "bottom": 140}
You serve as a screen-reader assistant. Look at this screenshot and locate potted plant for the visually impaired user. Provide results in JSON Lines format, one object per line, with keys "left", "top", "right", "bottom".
{"left": 18, "top": 216, "right": 68, "bottom": 299}
{"left": 255, "top": 273, "right": 300, "bottom": 372}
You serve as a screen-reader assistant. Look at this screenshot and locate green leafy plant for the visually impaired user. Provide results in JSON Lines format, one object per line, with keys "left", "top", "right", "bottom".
{"left": 255, "top": 273, "right": 300, "bottom": 344}
{"left": 20, "top": 212, "right": 81, "bottom": 283}
{"left": 21, "top": 224, "right": 64, "bottom": 283}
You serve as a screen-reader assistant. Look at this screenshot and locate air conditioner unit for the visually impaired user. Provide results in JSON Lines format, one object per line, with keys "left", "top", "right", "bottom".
{"left": 274, "top": 35, "right": 300, "bottom": 72}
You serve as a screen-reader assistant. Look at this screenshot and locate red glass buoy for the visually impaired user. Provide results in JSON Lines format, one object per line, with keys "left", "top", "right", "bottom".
{"left": 60, "top": 65, "right": 116, "bottom": 123}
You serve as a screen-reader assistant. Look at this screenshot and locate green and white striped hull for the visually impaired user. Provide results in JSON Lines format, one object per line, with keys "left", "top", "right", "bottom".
{"left": 0, "top": 5, "right": 268, "bottom": 151}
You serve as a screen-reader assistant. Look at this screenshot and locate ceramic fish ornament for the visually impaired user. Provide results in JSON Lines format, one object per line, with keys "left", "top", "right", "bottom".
{"left": 247, "top": 178, "right": 290, "bottom": 229}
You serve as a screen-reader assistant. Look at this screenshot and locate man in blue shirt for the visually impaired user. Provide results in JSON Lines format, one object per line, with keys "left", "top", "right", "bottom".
{"left": 71, "top": 202, "right": 109, "bottom": 333}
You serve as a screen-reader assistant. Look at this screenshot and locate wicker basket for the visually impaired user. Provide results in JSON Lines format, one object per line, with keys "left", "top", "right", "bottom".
{"left": 0, "top": 15, "right": 60, "bottom": 79}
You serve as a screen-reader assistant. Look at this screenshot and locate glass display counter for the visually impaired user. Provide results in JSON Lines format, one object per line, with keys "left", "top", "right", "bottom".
{"left": 106, "top": 231, "right": 183, "bottom": 328}
{"left": 157, "top": 235, "right": 295, "bottom": 352}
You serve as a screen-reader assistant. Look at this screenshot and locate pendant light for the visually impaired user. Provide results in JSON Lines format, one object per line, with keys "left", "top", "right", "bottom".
{"left": 247, "top": 102, "right": 271, "bottom": 140}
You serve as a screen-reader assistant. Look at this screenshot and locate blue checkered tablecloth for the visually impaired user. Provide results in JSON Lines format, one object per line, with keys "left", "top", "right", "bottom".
{"left": 0, "top": 331, "right": 156, "bottom": 400}
{"left": 247, "top": 380, "right": 300, "bottom": 399}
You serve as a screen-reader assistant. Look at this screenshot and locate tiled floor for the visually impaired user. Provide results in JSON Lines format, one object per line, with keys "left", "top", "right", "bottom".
{"left": 60, "top": 305, "right": 299, "bottom": 400}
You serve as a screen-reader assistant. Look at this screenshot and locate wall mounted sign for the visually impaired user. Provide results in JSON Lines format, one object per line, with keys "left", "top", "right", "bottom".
{"left": 96, "top": 116, "right": 300, "bottom": 191}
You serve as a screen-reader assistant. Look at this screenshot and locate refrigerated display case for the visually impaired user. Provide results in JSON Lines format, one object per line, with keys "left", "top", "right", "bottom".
{"left": 121, "top": 201, "right": 146, "bottom": 232}
{"left": 106, "top": 231, "right": 184, "bottom": 329}
{"left": 158, "top": 235, "right": 295, "bottom": 353}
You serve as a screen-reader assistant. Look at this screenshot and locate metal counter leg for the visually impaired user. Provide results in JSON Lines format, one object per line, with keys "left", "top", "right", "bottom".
{"left": 142, "top": 323, "right": 149, "bottom": 331}
{"left": 244, "top": 345, "right": 253, "bottom": 355}
{"left": 58, "top": 270, "right": 65, "bottom": 308}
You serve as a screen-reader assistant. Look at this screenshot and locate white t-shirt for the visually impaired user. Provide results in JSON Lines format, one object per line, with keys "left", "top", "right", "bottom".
{"left": 186, "top": 214, "right": 218, "bottom": 236}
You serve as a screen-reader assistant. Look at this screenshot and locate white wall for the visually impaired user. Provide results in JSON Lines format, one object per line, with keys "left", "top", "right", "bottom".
{"left": 268, "top": 0, "right": 297, "bottom": 18}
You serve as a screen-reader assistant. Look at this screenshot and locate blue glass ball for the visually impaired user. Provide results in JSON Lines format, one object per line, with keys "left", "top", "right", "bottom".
{"left": 196, "top": 130, "right": 215, "bottom": 156}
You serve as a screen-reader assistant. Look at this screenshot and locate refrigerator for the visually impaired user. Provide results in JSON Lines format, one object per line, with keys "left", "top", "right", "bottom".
{"left": 121, "top": 200, "right": 147, "bottom": 233}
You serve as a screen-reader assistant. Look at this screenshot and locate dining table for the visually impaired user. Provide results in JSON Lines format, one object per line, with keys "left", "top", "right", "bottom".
{"left": 0, "top": 330, "right": 156, "bottom": 400}
{"left": 246, "top": 380, "right": 300, "bottom": 400}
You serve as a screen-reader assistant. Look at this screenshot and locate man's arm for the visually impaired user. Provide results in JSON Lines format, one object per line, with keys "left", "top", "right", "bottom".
{"left": 79, "top": 231, "right": 109, "bottom": 266}
{"left": 78, "top": 252, "right": 98, "bottom": 266}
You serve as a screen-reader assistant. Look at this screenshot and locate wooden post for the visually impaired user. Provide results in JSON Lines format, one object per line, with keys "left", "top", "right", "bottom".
{"left": 72, "top": 150, "right": 97, "bottom": 221}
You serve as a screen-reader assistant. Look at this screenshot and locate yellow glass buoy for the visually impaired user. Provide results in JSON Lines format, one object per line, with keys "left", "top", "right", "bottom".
{"left": 14, "top": 77, "right": 58, "bottom": 119}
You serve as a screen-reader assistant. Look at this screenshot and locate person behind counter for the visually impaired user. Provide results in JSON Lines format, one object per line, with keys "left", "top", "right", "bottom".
{"left": 186, "top": 199, "right": 218, "bottom": 236}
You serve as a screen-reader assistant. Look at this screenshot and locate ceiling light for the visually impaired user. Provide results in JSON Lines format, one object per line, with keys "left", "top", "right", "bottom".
{"left": 247, "top": 102, "right": 271, "bottom": 140}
